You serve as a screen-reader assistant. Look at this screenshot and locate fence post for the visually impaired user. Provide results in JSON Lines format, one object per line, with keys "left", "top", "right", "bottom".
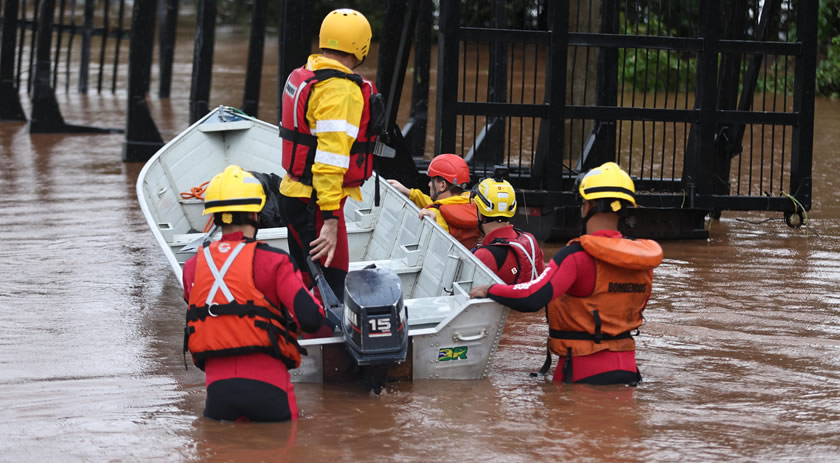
{"left": 475, "top": 0, "right": 507, "bottom": 165}
{"left": 685, "top": 0, "right": 720, "bottom": 210}
{"left": 404, "top": 0, "right": 433, "bottom": 158}
{"left": 29, "top": 0, "right": 67, "bottom": 132}
{"left": 533, "top": 0, "right": 568, "bottom": 191}
{"left": 123, "top": 0, "right": 163, "bottom": 162}
{"left": 189, "top": 0, "right": 216, "bottom": 123}
{"left": 589, "top": 0, "right": 619, "bottom": 169}
{"left": 158, "top": 0, "right": 179, "bottom": 98}
{"left": 77, "top": 0, "right": 94, "bottom": 92}
{"left": 434, "top": 0, "right": 459, "bottom": 156}
{"left": 790, "top": 0, "right": 817, "bottom": 211}
{"left": 0, "top": 0, "right": 27, "bottom": 121}
{"left": 241, "top": 0, "right": 267, "bottom": 117}
{"left": 276, "top": 0, "right": 313, "bottom": 123}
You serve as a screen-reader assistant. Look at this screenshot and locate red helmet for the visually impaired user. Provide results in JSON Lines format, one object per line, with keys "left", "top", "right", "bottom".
{"left": 427, "top": 154, "right": 470, "bottom": 186}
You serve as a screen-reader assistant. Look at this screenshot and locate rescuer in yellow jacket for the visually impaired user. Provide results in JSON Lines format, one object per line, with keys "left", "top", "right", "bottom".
{"left": 278, "top": 9, "right": 377, "bottom": 320}
{"left": 387, "top": 153, "right": 481, "bottom": 249}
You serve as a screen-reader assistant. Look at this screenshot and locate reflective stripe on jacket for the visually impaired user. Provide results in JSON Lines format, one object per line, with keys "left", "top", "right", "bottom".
{"left": 548, "top": 235, "right": 663, "bottom": 357}
{"left": 185, "top": 240, "right": 303, "bottom": 371}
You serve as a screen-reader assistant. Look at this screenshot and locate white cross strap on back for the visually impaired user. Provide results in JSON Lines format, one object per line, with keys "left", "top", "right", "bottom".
{"left": 203, "top": 242, "right": 247, "bottom": 306}
{"left": 506, "top": 233, "right": 538, "bottom": 281}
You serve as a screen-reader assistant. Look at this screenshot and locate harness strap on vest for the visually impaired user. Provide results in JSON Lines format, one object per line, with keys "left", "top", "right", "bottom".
{"left": 279, "top": 126, "right": 317, "bottom": 147}
{"left": 592, "top": 309, "right": 602, "bottom": 344}
{"left": 187, "top": 301, "right": 290, "bottom": 325}
{"left": 490, "top": 231, "right": 539, "bottom": 282}
{"left": 254, "top": 320, "right": 308, "bottom": 366}
{"left": 203, "top": 242, "right": 247, "bottom": 304}
{"left": 548, "top": 328, "right": 634, "bottom": 342}
{"left": 562, "top": 347, "right": 573, "bottom": 384}
{"left": 183, "top": 325, "right": 195, "bottom": 370}
{"left": 529, "top": 346, "right": 553, "bottom": 378}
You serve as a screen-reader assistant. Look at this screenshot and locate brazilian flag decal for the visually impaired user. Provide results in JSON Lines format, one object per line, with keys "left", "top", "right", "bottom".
{"left": 438, "top": 346, "right": 468, "bottom": 361}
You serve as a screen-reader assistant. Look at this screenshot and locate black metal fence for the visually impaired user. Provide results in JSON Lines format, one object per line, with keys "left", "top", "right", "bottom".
{"left": 0, "top": 0, "right": 132, "bottom": 132}
{"left": 434, "top": 0, "right": 816, "bottom": 238}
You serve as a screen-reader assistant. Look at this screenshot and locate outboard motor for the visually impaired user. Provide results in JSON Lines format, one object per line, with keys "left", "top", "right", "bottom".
{"left": 342, "top": 267, "right": 408, "bottom": 393}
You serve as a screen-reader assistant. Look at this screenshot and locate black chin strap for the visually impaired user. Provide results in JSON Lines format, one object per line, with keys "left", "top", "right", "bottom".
{"left": 580, "top": 208, "right": 597, "bottom": 235}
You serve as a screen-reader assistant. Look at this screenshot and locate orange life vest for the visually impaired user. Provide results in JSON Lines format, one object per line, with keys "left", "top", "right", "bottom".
{"left": 547, "top": 235, "right": 663, "bottom": 357}
{"left": 427, "top": 202, "right": 481, "bottom": 249}
{"left": 185, "top": 240, "right": 303, "bottom": 371}
{"left": 279, "top": 66, "right": 381, "bottom": 187}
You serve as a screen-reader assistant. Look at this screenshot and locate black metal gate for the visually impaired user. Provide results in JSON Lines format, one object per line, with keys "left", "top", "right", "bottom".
{"left": 434, "top": 0, "right": 816, "bottom": 240}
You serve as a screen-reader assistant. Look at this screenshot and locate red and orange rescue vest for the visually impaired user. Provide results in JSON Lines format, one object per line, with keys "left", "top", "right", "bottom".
{"left": 547, "top": 235, "right": 663, "bottom": 357}
{"left": 427, "top": 202, "right": 481, "bottom": 250}
{"left": 279, "top": 66, "right": 381, "bottom": 187}
{"left": 185, "top": 240, "right": 303, "bottom": 371}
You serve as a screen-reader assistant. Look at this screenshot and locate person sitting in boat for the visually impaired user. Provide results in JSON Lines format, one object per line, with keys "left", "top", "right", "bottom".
{"left": 183, "top": 165, "right": 327, "bottom": 422}
{"left": 277, "top": 8, "right": 382, "bottom": 329}
{"left": 469, "top": 162, "right": 663, "bottom": 385}
{"left": 471, "top": 177, "right": 545, "bottom": 285}
{"left": 387, "top": 153, "right": 481, "bottom": 249}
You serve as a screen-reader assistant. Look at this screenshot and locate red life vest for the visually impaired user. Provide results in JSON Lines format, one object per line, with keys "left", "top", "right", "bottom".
{"left": 279, "top": 66, "right": 379, "bottom": 187}
{"left": 428, "top": 202, "right": 481, "bottom": 250}
{"left": 483, "top": 228, "right": 541, "bottom": 284}
{"left": 547, "top": 235, "right": 663, "bottom": 358}
{"left": 185, "top": 240, "right": 303, "bottom": 371}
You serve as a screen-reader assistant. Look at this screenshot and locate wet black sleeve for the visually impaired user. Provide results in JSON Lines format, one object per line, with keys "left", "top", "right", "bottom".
{"left": 293, "top": 288, "right": 325, "bottom": 333}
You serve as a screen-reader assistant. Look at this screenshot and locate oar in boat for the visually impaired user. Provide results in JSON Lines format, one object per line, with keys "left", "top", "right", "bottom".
{"left": 305, "top": 255, "right": 343, "bottom": 331}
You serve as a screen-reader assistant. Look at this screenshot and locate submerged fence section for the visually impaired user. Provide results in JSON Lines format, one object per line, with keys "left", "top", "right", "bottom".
{"left": 0, "top": 0, "right": 817, "bottom": 239}
{"left": 435, "top": 0, "right": 816, "bottom": 239}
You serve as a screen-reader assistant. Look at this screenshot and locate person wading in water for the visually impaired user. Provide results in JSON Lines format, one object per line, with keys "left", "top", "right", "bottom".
{"left": 470, "top": 162, "right": 663, "bottom": 385}
{"left": 183, "top": 165, "right": 327, "bottom": 421}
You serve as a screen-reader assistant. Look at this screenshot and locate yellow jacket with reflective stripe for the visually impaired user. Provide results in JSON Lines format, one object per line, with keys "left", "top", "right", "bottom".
{"left": 279, "top": 54, "right": 365, "bottom": 211}
{"left": 408, "top": 189, "right": 473, "bottom": 233}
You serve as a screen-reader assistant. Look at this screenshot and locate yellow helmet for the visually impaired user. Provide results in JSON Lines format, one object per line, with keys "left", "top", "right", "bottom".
{"left": 319, "top": 9, "right": 372, "bottom": 62}
{"left": 578, "top": 162, "right": 636, "bottom": 211}
{"left": 474, "top": 178, "right": 517, "bottom": 218}
{"left": 203, "top": 165, "right": 266, "bottom": 216}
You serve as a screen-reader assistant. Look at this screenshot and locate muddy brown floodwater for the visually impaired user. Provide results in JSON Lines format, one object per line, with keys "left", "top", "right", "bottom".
{"left": 1, "top": 27, "right": 839, "bottom": 462}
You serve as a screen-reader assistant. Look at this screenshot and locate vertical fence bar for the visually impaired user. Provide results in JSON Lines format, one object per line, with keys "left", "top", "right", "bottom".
{"left": 189, "top": 0, "right": 216, "bottom": 123}
{"left": 405, "top": 0, "right": 432, "bottom": 158}
{"left": 686, "top": 0, "right": 720, "bottom": 209}
{"left": 545, "top": 0, "right": 568, "bottom": 190}
{"left": 30, "top": 0, "right": 66, "bottom": 131}
{"left": 434, "top": 0, "right": 459, "bottom": 155}
{"left": 0, "top": 0, "right": 27, "bottom": 120}
{"left": 27, "top": 0, "right": 40, "bottom": 94}
{"left": 63, "top": 0, "right": 77, "bottom": 93}
{"left": 97, "top": 0, "right": 111, "bottom": 93}
{"left": 240, "top": 0, "right": 266, "bottom": 117}
{"left": 111, "top": 0, "right": 126, "bottom": 93}
{"left": 789, "top": 0, "right": 816, "bottom": 211}
{"left": 78, "top": 0, "right": 93, "bottom": 92}
{"left": 276, "top": 0, "right": 313, "bottom": 123}
{"left": 52, "top": 0, "right": 67, "bottom": 90}
{"left": 593, "top": 0, "right": 618, "bottom": 169}
{"left": 158, "top": 0, "right": 179, "bottom": 98}
{"left": 16, "top": 0, "right": 27, "bottom": 90}
{"left": 123, "top": 0, "right": 163, "bottom": 162}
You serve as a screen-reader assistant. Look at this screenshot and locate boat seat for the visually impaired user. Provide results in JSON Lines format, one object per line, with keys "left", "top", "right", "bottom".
{"left": 168, "top": 222, "right": 370, "bottom": 246}
{"left": 404, "top": 296, "right": 457, "bottom": 327}
{"left": 348, "top": 259, "right": 421, "bottom": 275}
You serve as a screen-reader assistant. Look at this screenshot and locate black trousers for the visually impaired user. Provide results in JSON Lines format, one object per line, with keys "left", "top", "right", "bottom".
{"left": 277, "top": 193, "right": 347, "bottom": 301}
{"left": 204, "top": 378, "right": 293, "bottom": 422}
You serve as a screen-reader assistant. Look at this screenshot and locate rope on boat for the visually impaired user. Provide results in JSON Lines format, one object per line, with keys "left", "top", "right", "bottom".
{"left": 181, "top": 181, "right": 214, "bottom": 232}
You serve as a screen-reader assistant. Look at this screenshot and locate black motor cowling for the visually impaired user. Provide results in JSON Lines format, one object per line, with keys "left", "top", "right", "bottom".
{"left": 342, "top": 267, "right": 408, "bottom": 368}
